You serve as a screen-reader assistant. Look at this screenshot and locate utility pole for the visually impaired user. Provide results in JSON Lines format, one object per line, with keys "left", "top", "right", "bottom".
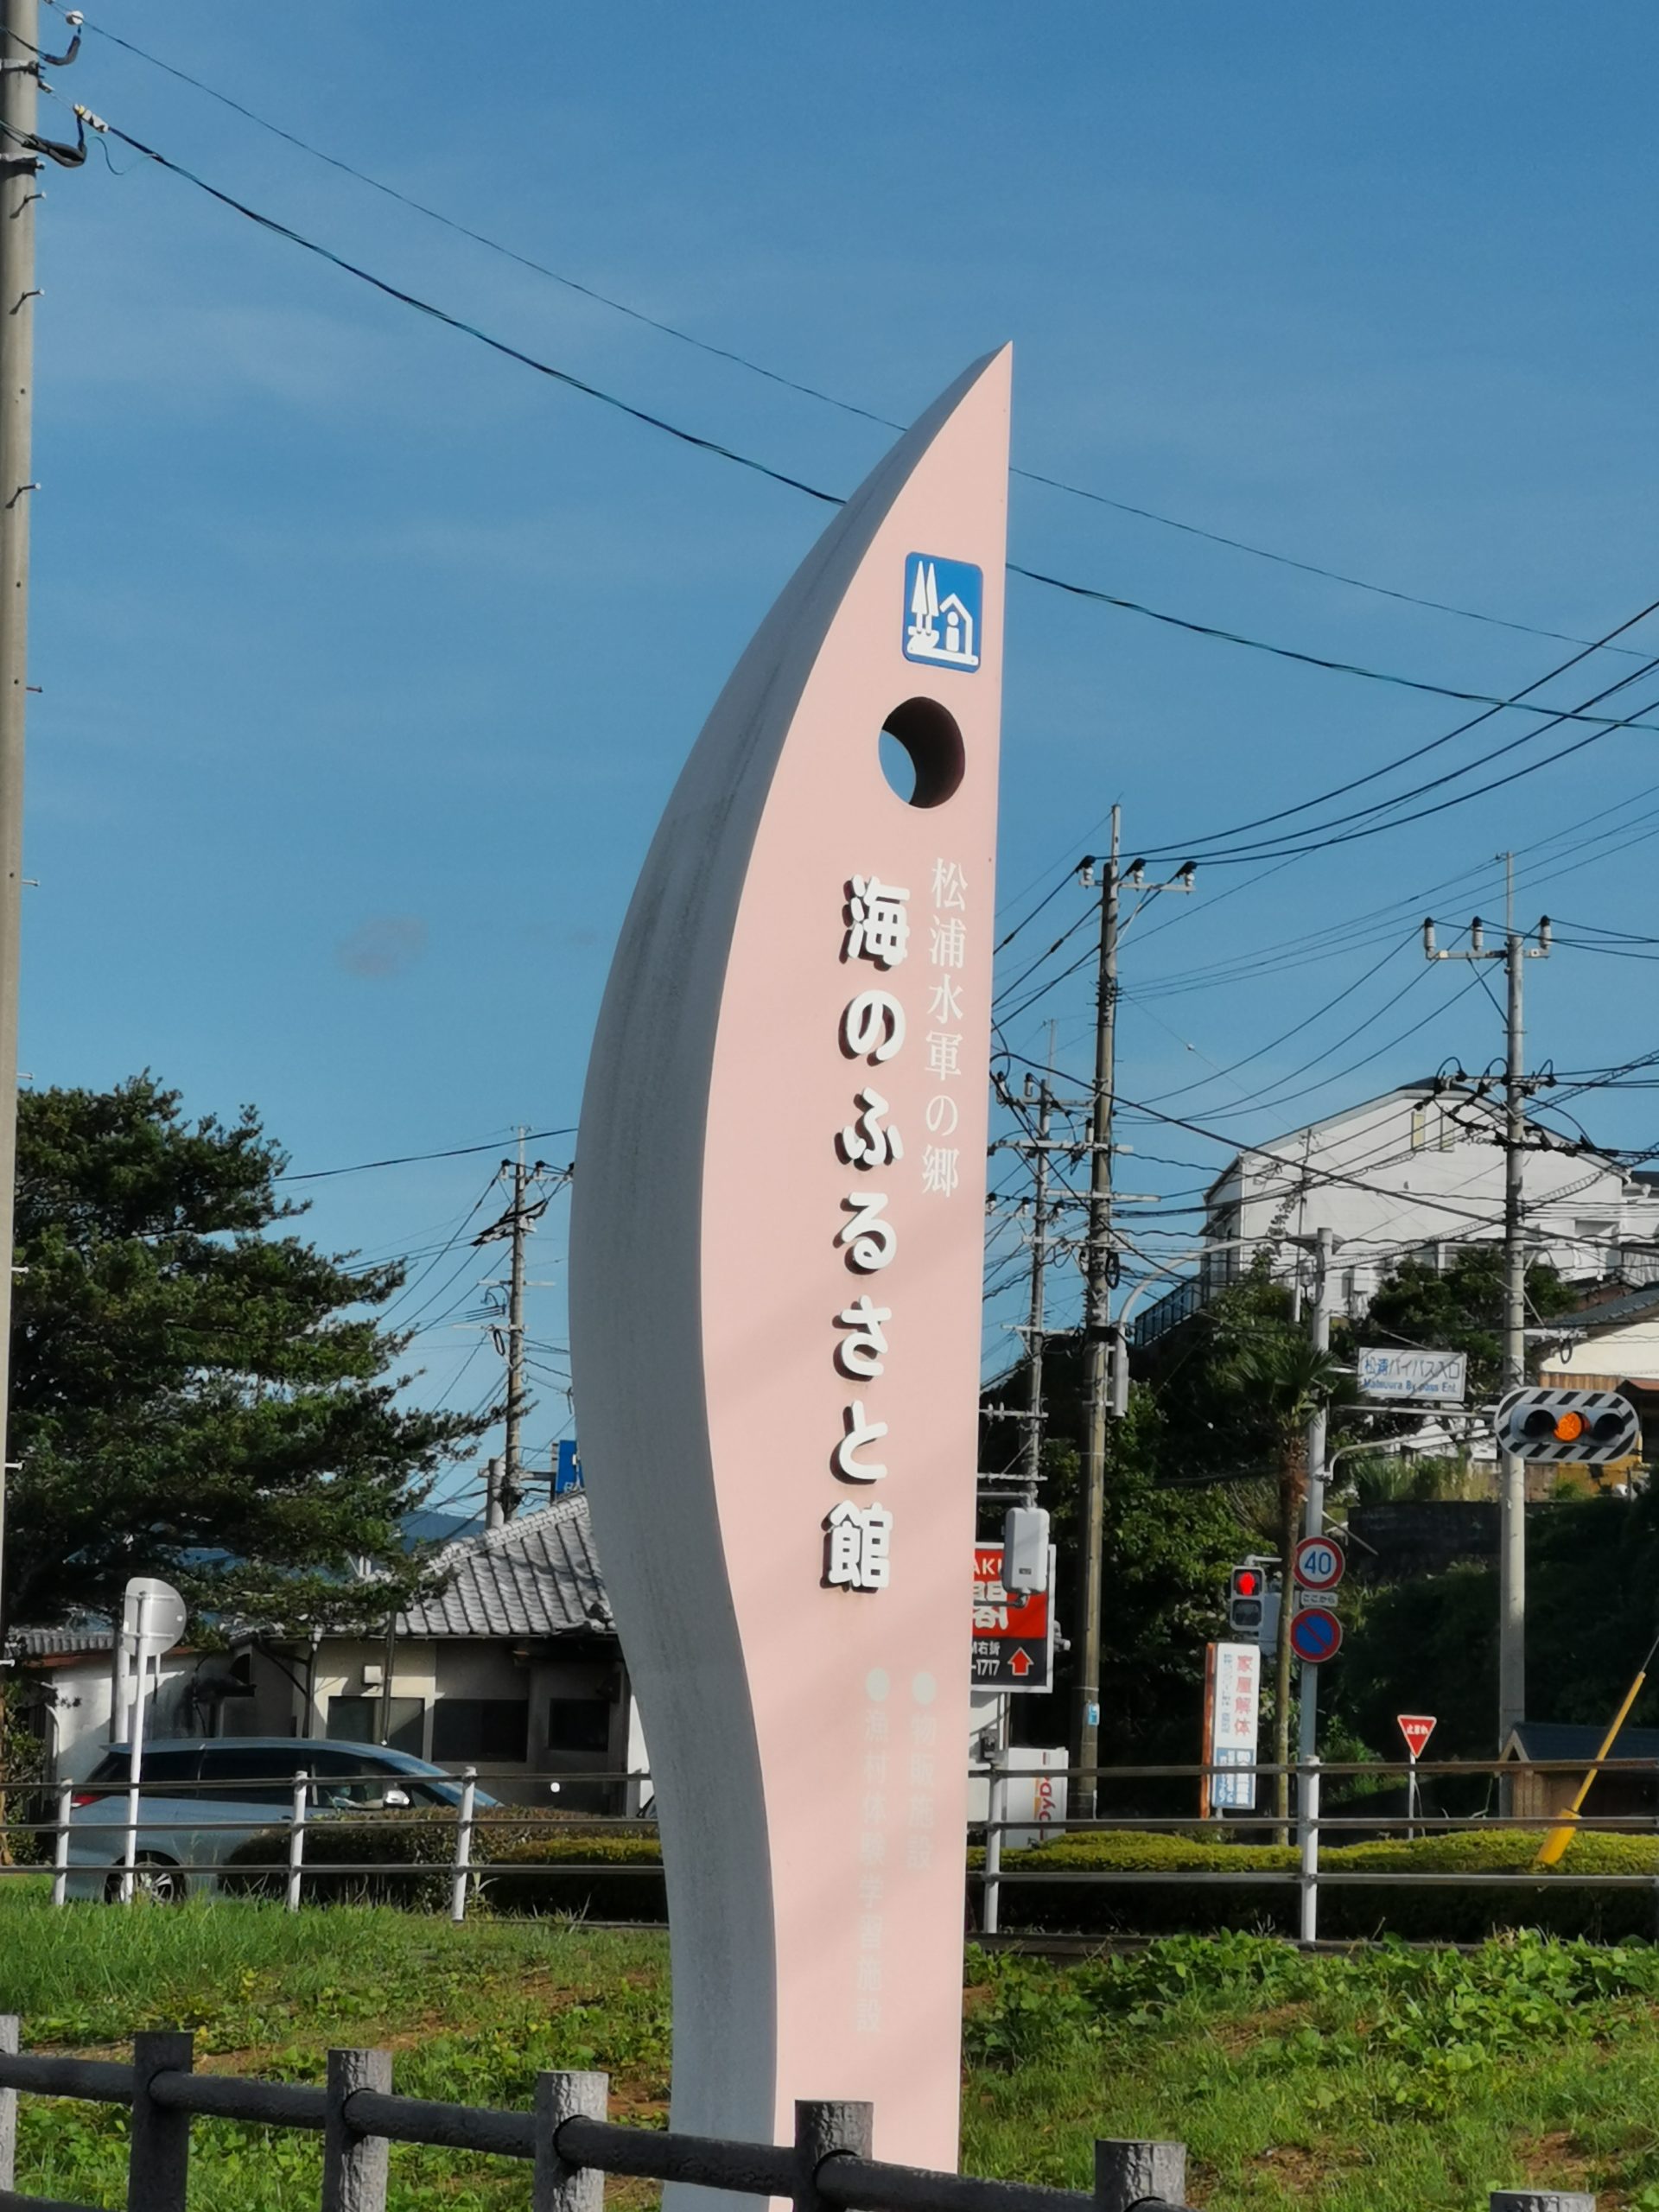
{"left": 1293, "top": 1227, "right": 1334, "bottom": 1879}
{"left": 1425, "top": 857, "right": 1551, "bottom": 1758}
{"left": 505, "top": 1133, "right": 529, "bottom": 1506}
{"left": 1019, "top": 1077, "right": 1052, "bottom": 1500}
{"left": 473, "top": 1131, "right": 554, "bottom": 1522}
{"left": 1072, "top": 815, "right": 1196, "bottom": 1817}
{"left": 1073, "top": 809, "right": 1121, "bottom": 1821}
{"left": 0, "top": 0, "right": 37, "bottom": 1652}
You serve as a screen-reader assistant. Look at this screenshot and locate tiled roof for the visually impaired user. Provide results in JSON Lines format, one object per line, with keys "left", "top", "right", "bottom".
{"left": 397, "top": 1495, "right": 612, "bottom": 1640}
{"left": 1553, "top": 1281, "right": 1659, "bottom": 1332}
{"left": 10, "top": 1498, "right": 613, "bottom": 1657}
{"left": 10, "top": 1618, "right": 117, "bottom": 1659}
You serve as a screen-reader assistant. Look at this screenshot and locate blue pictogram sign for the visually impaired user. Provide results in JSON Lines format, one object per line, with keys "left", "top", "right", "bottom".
{"left": 902, "top": 553, "right": 982, "bottom": 671}
{"left": 1289, "top": 1607, "right": 1342, "bottom": 1665}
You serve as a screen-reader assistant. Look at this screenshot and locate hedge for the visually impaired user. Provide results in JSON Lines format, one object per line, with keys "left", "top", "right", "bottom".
{"left": 223, "top": 1812, "right": 1659, "bottom": 1940}
{"left": 986, "top": 1827, "right": 1659, "bottom": 1943}
{"left": 221, "top": 1811, "right": 666, "bottom": 1919}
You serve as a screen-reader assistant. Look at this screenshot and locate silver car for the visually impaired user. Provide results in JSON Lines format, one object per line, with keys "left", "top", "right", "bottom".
{"left": 66, "top": 1736, "right": 492, "bottom": 1902}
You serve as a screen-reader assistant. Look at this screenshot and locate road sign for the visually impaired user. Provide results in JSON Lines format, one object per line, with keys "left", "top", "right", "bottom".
{"left": 971, "top": 1544, "right": 1054, "bottom": 1692}
{"left": 1293, "top": 1586, "right": 1338, "bottom": 1613}
{"left": 1396, "top": 1713, "right": 1437, "bottom": 1759}
{"left": 1495, "top": 1386, "right": 1642, "bottom": 1465}
{"left": 1358, "top": 1346, "right": 1467, "bottom": 1404}
{"left": 1204, "top": 1641, "right": 1262, "bottom": 1812}
{"left": 1293, "top": 1535, "right": 1345, "bottom": 1592}
{"left": 1289, "top": 1608, "right": 1343, "bottom": 1665}
{"left": 121, "top": 1575, "right": 187, "bottom": 1656}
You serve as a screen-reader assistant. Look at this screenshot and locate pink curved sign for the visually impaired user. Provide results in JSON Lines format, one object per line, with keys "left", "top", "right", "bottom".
{"left": 571, "top": 348, "right": 1009, "bottom": 2188}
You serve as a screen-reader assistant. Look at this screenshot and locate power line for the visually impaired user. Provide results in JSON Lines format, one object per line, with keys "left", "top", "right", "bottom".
{"left": 55, "top": 0, "right": 1657, "bottom": 667}
{"left": 278, "top": 1126, "right": 575, "bottom": 1183}
{"left": 67, "top": 104, "right": 1659, "bottom": 737}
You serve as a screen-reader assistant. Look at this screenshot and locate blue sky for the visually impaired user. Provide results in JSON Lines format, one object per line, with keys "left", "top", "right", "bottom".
{"left": 22, "top": 3, "right": 1659, "bottom": 1499}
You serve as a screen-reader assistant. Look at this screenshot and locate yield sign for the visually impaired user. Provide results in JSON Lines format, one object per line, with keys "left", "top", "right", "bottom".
{"left": 1396, "top": 1713, "right": 1437, "bottom": 1759}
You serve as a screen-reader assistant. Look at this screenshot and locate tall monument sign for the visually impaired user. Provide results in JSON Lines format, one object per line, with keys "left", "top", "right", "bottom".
{"left": 571, "top": 348, "right": 1010, "bottom": 2190}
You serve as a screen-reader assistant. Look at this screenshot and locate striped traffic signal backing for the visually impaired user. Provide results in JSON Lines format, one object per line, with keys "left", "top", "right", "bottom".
{"left": 1494, "top": 1386, "right": 1642, "bottom": 1465}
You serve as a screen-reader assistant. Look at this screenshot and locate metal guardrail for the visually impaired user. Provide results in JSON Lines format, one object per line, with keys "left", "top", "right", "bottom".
{"left": 0, "top": 2018, "right": 1198, "bottom": 2212}
{"left": 4, "top": 1753, "right": 1658, "bottom": 1943}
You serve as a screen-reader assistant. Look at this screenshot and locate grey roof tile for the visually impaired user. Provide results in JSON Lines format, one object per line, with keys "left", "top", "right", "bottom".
{"left": 397, "top": 1494, "right": 612, "bottom": 1640}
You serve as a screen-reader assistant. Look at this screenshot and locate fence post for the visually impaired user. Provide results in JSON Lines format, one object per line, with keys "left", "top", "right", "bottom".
{"left": 982, "top": 1754, "right": 1004, "bottom": 1938}
{"left": 533, "top": 2069, "right": 608, "bottom": 2212}
{"left": 793, "top": 2099, "right": 874, "bottom": 2212}
{"left": 1094, "top": 2139, "right": 1186, "bottom": 2212}
{"left": 0, "top": 2015, "right": 17, "bottom": 2194}
{"left": 128, "top": 2029, "right": 194, "bottom": 2212}
{"left": 286, "top": 1771, "right": 308, "bottom": 1914}
{"left": 1490, "top": 2196, "right": 1596, "bottom": 2211}
{"left": 322, "top": 2047, "right": 392, "bottom": 2212}
{"left": 50, "top": 1779, "right": 73, "bottom": 1909}
{"left": 1298, "top": 1753, "right": 1321, "bottom": 1946}
{"left": 449, "top": 1769, "right": 477, "bottom": 1926}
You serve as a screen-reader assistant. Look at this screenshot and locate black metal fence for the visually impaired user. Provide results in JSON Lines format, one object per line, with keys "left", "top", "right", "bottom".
{"left": 0, "top": 2018, "right": 1603, "bottom": 2211}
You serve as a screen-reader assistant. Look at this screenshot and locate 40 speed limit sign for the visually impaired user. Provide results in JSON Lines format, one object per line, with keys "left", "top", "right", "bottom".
{"left": 1293, "top": 1535, "right": 1345, "bottom": 1592}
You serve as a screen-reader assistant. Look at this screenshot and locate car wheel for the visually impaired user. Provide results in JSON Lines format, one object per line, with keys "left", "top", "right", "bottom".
{"left": 104, "top": 1854, "right": 188, "bottom": 1905}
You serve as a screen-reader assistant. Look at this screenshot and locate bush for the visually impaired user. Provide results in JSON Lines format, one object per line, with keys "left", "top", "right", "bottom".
{"left": 983, "top": 1826, "right": 1659, "bottom": 1942}
{"left": 222, "top": 1811, "right": 666, "bottom": 1919}
{"left": 480, "top": 1834, "right": 666, "bottom": 1922}
{"left": 225, "top": 1809, "right": 1659, "bottom": 1942}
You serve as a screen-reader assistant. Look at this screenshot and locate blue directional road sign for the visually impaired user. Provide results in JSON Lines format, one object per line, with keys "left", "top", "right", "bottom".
{"left": 1289, "top": 1607, "right": 1343, "bottom": 1665}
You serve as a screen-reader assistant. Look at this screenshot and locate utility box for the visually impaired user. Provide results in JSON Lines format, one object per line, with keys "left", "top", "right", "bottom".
{"left": 1001, "top": 1505, "right": 1051, "bottom": 1594}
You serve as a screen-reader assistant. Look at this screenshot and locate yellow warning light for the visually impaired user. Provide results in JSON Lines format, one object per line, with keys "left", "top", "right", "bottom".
{"left": 1553, "top": 1409, "right": 1587, "bottom": 1443}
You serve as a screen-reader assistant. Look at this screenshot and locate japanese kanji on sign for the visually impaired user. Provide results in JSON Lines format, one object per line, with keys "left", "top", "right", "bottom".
{"left": 571, "top": 349, "right": 1011, "bottom": 2191}
{"left": 971, "top": 1542, "right": 1054, "bottom": 1692}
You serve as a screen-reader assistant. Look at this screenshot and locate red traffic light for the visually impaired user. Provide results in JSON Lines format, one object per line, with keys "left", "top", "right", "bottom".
{"left": 1231, "top": 1568, "right": 1261, "bottom": 1597}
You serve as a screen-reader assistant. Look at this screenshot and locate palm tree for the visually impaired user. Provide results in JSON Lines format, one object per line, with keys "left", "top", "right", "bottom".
{"left": 1223, "top": 1338, "right": 1351, "bottom": 1834}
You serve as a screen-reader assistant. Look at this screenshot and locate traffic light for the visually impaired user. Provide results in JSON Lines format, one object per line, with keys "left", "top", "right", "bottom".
{"left": 1229, "top": 1565, "right": 1264, "bottom": 1637}
{"left": 1495, "top": 1387, "right": 1642, "bottom": 1465}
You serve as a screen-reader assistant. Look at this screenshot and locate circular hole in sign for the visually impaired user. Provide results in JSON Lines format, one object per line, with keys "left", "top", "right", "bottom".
{"left": 878, "top": 696, "right": 964, "bottom": 809}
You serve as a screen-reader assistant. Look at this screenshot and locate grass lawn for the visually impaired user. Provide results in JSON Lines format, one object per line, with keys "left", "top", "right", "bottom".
{"left": 4, "top": 1890, "right": 1659, "bottom": 2209}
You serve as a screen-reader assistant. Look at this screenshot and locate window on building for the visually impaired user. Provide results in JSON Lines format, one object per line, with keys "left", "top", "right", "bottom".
{"left": 430, "top": 1699, "right": 530, "bottom": 1763}
{"left": 547, "top": 1697, "right": 611, "bottom": 1754}
{"left": 327, "top": 1694, "right": 426, "bottom": 1758}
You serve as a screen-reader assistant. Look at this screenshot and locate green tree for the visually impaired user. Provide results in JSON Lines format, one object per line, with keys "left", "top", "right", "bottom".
{"left": 4, "top": 1076, "right": 480, "bottom": 1632}
{"left": 1363, "top": 1245, "right": 1576, "bottom": 1400}
{"left": 1337, "top": 1492, "right": 1659, "bottom": 1762}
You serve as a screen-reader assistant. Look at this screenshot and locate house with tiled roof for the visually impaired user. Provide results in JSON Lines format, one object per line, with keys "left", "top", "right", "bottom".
{"left": 11, "top": 1495, "right": 645, "bottom": 1812}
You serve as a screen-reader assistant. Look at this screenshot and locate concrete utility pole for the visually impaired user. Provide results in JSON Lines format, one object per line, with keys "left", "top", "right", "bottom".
{"left": 1072, "top": 816, "right": 1195, "bottom": 1817}
{"left": 473, "top": 1132, "right": 554, "bottom": 1522}
{"left": 1294, "top": 1227, "right": 1334, "bottom": 1892}
{"left": 1073, "top": 809, "right": 1121, "bottom": 1821}
{"left": 505, "top": 1135, "right": 530, "bottom": 1505}
{"left": 1425, "top": 856, "right": 1551, "bottom": 1755}
{"left": 1020, "top": 1076, "right": 1052, "bottom": 1499}
{"left": 0, "top": 0, "right": 40, "bottom": 1647}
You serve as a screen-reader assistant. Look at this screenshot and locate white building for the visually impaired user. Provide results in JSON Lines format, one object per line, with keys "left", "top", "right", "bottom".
{"left": 1135, "top": 1082, "right": 1659, "bottom": 1340}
